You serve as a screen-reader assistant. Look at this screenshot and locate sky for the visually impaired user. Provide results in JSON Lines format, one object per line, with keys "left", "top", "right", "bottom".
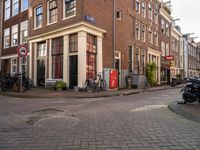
{"left": 171, "top": 0, "right": 200, "bottom": 41}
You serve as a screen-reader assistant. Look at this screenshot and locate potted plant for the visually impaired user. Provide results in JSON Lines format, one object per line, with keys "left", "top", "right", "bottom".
{"left": 54, "top": 81, "right": 66, "bottom": 91}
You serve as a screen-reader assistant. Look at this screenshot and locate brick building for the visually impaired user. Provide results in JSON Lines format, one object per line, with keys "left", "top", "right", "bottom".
{"left": 1, "top": 0, "right": 29, "bottom": 75}
{"left": 28, "top": 0, "right": 161, "bottom": 88}
{"left": 159, "top": 1, "right": 172, "bottom": 84}
{"left": 0, "top": 1, "right": 3, "bottom": 76}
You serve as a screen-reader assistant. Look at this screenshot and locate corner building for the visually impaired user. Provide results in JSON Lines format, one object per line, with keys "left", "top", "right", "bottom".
{"left": 29, "top": 0, "right": 161, "bottom": 88}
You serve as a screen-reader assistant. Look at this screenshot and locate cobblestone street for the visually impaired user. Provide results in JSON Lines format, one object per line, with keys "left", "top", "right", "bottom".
{"left": 0, "top": 88, "right": 200, "bottom": 150}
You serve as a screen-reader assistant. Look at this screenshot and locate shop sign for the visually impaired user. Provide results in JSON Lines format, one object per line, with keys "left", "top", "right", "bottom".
{"left": 85, "top": 15, "right": 96, "bottom": 24}
{"left": 165, "top": 56, "right": 174, "bottom": 60}
{"left": 17, "top": 45, "right": 28, "bottom": 57}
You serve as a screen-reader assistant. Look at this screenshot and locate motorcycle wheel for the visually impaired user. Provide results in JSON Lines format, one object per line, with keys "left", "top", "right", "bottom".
{"left": 182, "top": 92, "right": 196, "bottom": 103}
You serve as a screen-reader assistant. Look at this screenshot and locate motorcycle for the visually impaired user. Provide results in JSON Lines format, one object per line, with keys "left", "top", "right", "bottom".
{"left": 181, "top": 78, "right": 200, "bottom": 103}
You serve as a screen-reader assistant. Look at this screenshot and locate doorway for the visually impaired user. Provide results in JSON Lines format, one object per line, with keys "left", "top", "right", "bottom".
{"left": 69, "top": 55, "right": 78, "bottom": 89}
{"left": 37, "top": 59, "right": 45, "bottom": 87}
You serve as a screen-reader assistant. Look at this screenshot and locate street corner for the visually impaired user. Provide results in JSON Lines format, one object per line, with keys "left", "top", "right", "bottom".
{"left": 168, "top": 101, "right": 200, "bottom": 124}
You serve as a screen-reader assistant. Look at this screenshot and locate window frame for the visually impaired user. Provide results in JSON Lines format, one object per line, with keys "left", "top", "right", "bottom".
{"left": 4, "top": 0, "right": 11, "bottom": 20}
{"left": 47, "top": 0, "right": 58, "bottom": 25}
{"left": 11, "top": 24, "right": 18, "bottom": 47}
{"left": 63, "top": 0, "right": 76, "bottom": 19}
{"left": 142, "top": 1, "right": 146, "bottom": 18}
{"left": 136, "top": 0, "right": 140, "bottom": 14}
{"left": 128, "top": 45, "right": 133, "bottom": 73}
{"left": 21, "top": 0, "right": 28, "bottom": 12}
{"left": 4, "top": 28, "right": 10, "bottom": 48}
{"left": 20, "top": 20, "right": 28, "bottom": 44}
{"left": 116, "top": 9, "right": 122, "bottom": 20}
{"left": 141, "top": 24, "right": 146, "bottom": 42}
{"left": 135, "top": 21, "right": 140, "bottom": 40}
{"left": 148, "top": 3, "right": 152, "bottom": 20}
{"left": 11, "top": 58, "right": 18, "bottom": 74}
{"left": 69, "top": 33, "right": 78, "bottom": 53}
{"left": 12, "top": 0, "right": 19, "bottom": 17}
{"left": 34, "top": 5, "right": 43, "bottom": 29}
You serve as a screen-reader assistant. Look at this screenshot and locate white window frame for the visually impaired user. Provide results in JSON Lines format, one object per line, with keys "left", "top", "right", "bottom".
{"left": 47, "top": 0, "right": 58, "bottom": 25}
{"left": 136, "top": 0, "right": 140, "bottom": 14}
{"left": 11, "top": 24, "right": 18, "bottom": 47}
{"left": 63, "top": 0, "right": 76, "bottom": 20}
{"left": 21, "top": 0, "right": 28, "bottom": 12}
{"left": 141, "top": 24, "right": 146, "bottom": 42}
{"left": 161, "top": 41, "right": 165, "bottom": 56}
{"left": 4, "top": 0, "right": 11, "bottom": 20}
{"left": 4, "top": 28, "right": 10, "bottom": 48}
{"left": 20, "top": 20, "right": 28, "bottom": 44}
{"left": 148, "top": 3, "right": 152, "bottom": 20}
{"left": 11, "top": 58, "right": 18, "bottom": 74}
{"left": 135, "top": 21, "right": 140, "bottom": 40}
{"left": 142, "top": 1, "right": 146, "bottom": 18}
{"left": 19, "top": 57, "right": 27, "bottom": 73}
{"left": 34, "top": 5, "right": 43, "bottom": 29}
{"left": 12, "top": 0, "right": 19, "bottom": 16}
{"left": 116, "top": 9, "right": 122, "bottom": 20}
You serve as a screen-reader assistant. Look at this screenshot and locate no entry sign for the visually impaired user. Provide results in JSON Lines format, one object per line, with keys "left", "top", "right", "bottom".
{"left": 17, "top": 45, "right": 28, "bottom": 57}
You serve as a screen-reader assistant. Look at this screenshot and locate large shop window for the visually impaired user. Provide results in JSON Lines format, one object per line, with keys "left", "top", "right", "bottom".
{"left": 86, "top": 34, "right": 97, "bottom": 79}
{"left": 69, "top": 33, "right": 78, "bottom": 52}
{"left": 64, "top": 0, "right": 76, "bottom": 18}
{"left": 52, "top": 37, "right": 63, "bottom": 79}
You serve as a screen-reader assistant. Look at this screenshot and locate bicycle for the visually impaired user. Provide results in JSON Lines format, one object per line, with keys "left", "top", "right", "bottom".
{"left": 85, "top": 74, "right": 107, "bottom": 93}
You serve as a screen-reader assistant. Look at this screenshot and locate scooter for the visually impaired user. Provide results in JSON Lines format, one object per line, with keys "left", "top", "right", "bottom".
{"left": 181, "top": 78, "right": 200, "bottom": 103}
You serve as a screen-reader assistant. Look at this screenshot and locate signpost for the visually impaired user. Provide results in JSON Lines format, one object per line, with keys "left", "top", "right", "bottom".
{"left": 17, "top": 45, "right": 28, "bottom": 92}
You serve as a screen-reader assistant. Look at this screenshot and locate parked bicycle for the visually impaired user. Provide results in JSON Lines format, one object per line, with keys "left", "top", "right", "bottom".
{"left": 85, "top": 74, "right": 107, "bottom": 93}
{"left": 0, "top": 72, "right": 32, "bottom": 92}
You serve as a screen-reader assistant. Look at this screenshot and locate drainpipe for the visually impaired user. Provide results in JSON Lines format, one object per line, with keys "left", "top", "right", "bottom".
{"left": 112, "top": 0, "right": 116, "bottom": 69}
{"left": 0, "top": 0, "right": 3, "bottom": 74}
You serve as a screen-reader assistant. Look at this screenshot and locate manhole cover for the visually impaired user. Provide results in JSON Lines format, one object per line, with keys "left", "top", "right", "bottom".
{"left": 34, "top": 116, "right": 79, "bottom": 129}
{"left": 31, "top": 108, "right": 64, "bottom": 116}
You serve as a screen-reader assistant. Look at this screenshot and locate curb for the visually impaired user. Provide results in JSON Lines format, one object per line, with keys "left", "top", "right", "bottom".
{"left": 168, "top": 101, "right": 200, "bottom": 124}
{"left": 0, "top": 85, "right": 183, "bottom": 99}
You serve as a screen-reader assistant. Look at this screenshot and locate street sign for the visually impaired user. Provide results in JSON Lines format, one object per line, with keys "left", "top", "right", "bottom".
{"left": 17, "top": 45, "right": 28, "bottom": 57}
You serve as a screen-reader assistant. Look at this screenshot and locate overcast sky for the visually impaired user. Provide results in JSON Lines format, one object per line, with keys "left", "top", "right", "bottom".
{"left": 171, "top": 0, "right": 200, "bottom": 41}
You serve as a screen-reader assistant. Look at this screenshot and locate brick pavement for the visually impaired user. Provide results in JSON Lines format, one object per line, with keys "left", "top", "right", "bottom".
{"left": 0, "top": 89, "right": 200, "bottom": 150}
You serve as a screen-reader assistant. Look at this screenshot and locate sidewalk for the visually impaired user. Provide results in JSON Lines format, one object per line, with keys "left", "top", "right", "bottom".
{"left": 0, "top": 84, "right": 183, "bottom": 99}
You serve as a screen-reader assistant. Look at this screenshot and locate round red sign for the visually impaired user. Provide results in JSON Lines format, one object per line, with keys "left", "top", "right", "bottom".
{"left": 17, "top": 45, "right": 28, "bottom": 57}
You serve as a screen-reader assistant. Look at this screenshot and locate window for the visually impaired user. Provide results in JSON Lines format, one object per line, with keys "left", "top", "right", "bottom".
{"left": 52, "top": 37, "right": 63, "bottom": 79}
{"left": 161, "top": 41, "right": 165, "bottom": 56}
{"left": 20, "top": 21, "right": 28, "bottom": 44}
{"left": 141, "top": 24, "right": 146, "bottom": 42}
{"left": 87, "top": 34, "right": 97, "bottom": 79}
{"left": 5, "top": 0, "right": 10, "bottom": 20}
{"left": 11, "top": 58, "right": 18, "bottom": 74}
{"left": 37, "top": 42, "right": 46, "bottom": 57}
{"left": 141, "top": 49, "right": 145, "bottom": 75}
{"left": 148, "top": 27, "right": 153, "bottom": 44}
{"left": 148, "top": 3, "right": 152, "bottom": 19}
{"left": 135, "top": 21, "right": 140, "bottom": 40}
{"left": 116, "top": 9, "right": 122, "bottom": 20}
{"left": 136, "top": 0, "right": 140, "bottom": 14}
{"left": 35, "top": 6, "right": 43, "bottom": 28}
{"left": 154, "top": 31, "right": 158, "bottom": 46}
{"left": 64, "top": 0, "right": 76, "bottom": 18}
{"left": 19, "top": 57, "right": 27, "bottom": 73}
{"left": 166, "top": 23, "right": 169, "bottom": 36}
{"left": 161, "top": 19, "right": 165, "bottom": 34}
{"left": 166, "top": 43, "right": 169, "bottom": 56}
{"left": 154, "top": 5, "right": 158, "bottom": 24}
{"left": 48, "top": 0, "right": 57, "bottom": 24}
{"left": 128, "top": 45, "right": 133, "bottom": 72}
{"left": 69, "top": 33, "right": 78, "bottom": 52}
{"left": 4, "top": 28, "right": 10, "bottom": 48}
{"left": 11, "top": 25, "right": 18, "bottom": 47}
{"left": 134, "top": 48, "right": 140, "bottom": 74}
{"left": 12, "top": 0, "right": 19, "bottom": 16}
{"left": 142, "top": 1, "right": 146, "bottom": 18}
{"left": 21, "top": 0, "right": 28, "bottom": 11}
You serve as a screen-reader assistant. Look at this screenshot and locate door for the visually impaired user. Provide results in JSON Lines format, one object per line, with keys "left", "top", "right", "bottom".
{"left": 69, "top": 55, "right": 78, "bottom": 89}
{"left": 37, "top": 59, "right": 45, "bottom": 87}
{"left": 115, "top": 58, "right": 120, "bottom": 87}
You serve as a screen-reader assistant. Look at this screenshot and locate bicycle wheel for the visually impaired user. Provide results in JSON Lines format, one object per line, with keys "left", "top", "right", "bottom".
{"left": 100, "top": 79, "right": 107, "bottom": 91}
{"left": 1, "top": 83, "right": 9, "bottom": 91}
{"left": 86, "top": 84, "right": 94, "bottom": 93}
